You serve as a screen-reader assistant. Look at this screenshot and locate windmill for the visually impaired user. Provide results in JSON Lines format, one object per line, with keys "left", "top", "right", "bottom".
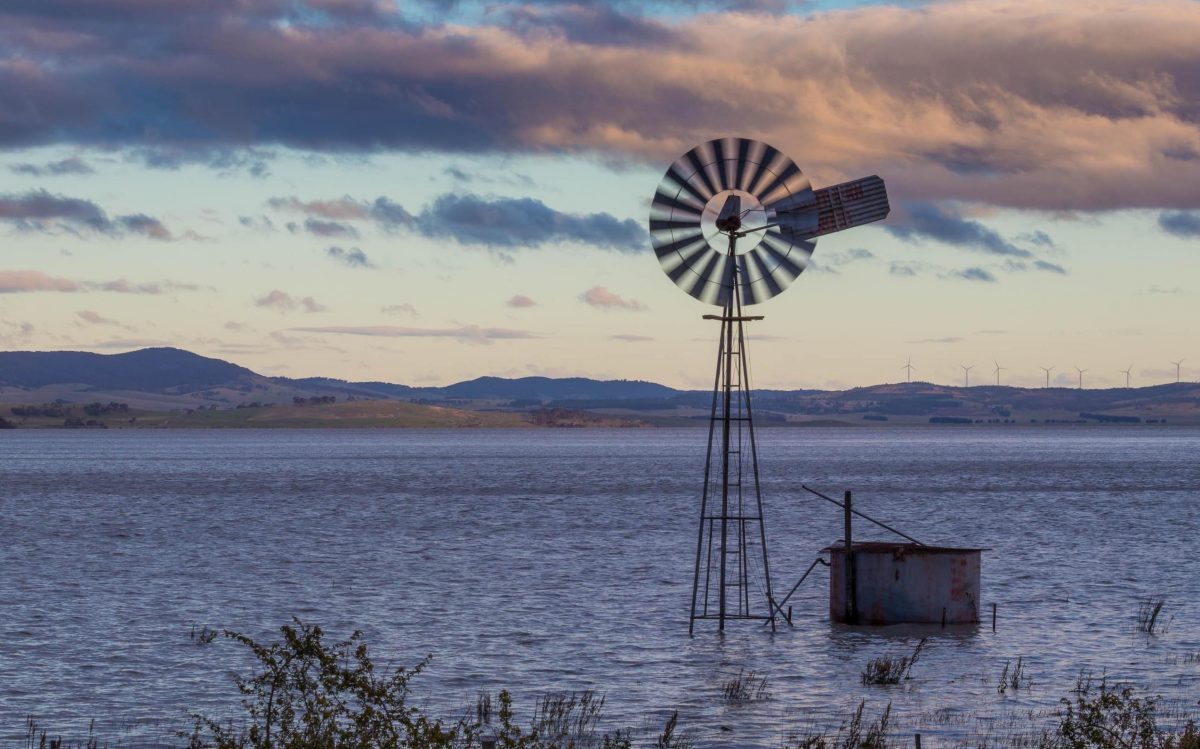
{"left": 1040, "top": 366, "right": 1054, "bottom": 388}
{"left": 1120, "top": 365, "right": 1132, "bottom": 388}
{"left": 993, "top": 360, "right": 1005, "bottom": 386}
{"left": 960, "top": 364, "right": 974, "bottom": 388}
{"left": 902, "top": 356, "right": 915, "bottom": 383}
{"left": 650, "top": 137, "right": 889, "bottom": 633}
{"left": 1171, "top": 359, "right": 1184, "bottom": 383}
{"left": 1075, "top": 366, "right": 1088, "bottom": 390}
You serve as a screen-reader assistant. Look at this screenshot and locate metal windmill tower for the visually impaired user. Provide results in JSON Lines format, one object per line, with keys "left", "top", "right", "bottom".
{"left": 902, "top": 356, "right": 915, "bottom": 383}
{"left": 960, "top": 364, "right": 974, "bottom": 388}
{"left": 649, "top": 137, "right": 890, "bottom": 633}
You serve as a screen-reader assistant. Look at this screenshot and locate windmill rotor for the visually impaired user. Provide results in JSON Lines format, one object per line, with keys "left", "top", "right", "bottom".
{"left": 650, "top": 137, "right": 889, "bottom": 307}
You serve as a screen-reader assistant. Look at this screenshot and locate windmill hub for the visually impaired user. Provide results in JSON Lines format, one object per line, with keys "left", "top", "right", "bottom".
{"left": 648, "top": 137, "right": 891, "bottom": 634}
{"left": 706, "top": 190, "right": 768, "bottom": 252}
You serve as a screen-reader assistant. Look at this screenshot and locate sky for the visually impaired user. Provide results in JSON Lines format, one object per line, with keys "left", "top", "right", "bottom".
{"left": 1, "top": 0, "right": 1198, "bottom": 390}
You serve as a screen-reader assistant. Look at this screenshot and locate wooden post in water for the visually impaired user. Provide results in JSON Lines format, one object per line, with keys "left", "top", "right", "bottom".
{"left": 992, "top": 602, "right": 997, "bottom": 632}
{"left": 915, "top": 734, "right": 922, "bottom": 749}
{"left": 844, "top": 490, "right": 858, "bottom": 624}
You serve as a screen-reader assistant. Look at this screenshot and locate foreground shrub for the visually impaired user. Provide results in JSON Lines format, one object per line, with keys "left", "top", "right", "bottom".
{"left": 1051, "top": 676, "right": 1198, "bottom": 749}
{"left": 184, "top": 619, "right": 687, "bottom": 749}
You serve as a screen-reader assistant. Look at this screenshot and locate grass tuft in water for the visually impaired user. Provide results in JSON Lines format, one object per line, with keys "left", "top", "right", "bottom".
{"left": 998, "top": 657, "right": 1033, "bottom": 694}
{"left": 785, "top": 700, "right": 892, "bottom": 749}
{"left": 1137, "top": 597, "right": 1172, "bottom": 634}
{"left": 862, "top": 638, "right": 928, "bottom": 686}
{"left": 188, "top": 624, "right": 217, "bottom": 646}
{"left": 721, "top": 669, "right": 770, "bottom": 702}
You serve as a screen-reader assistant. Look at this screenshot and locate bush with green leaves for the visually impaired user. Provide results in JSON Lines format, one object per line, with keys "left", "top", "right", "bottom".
{"left": 185, "top": 619, "right": 689, "bottom": 749}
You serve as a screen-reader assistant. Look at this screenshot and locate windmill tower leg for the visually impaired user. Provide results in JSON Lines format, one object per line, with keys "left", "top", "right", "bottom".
{"left": 690, "top": 255, "right": 779, "bottom": 633}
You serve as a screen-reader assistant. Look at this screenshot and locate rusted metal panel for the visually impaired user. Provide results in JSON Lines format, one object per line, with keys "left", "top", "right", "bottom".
{"left": 824, "top": 542, "right": 982, "bottom": 625}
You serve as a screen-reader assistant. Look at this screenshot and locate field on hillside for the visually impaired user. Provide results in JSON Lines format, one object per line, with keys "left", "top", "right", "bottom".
{"left": 1, "top": 400, "right": 531, "bottom": 429}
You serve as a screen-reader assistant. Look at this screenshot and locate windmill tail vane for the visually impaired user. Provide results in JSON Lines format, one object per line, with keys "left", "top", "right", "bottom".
{"left": 648, "top": 137, "right": 890, "bottom": 633}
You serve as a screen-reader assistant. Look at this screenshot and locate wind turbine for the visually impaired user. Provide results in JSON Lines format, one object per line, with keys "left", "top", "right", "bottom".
{"left": 1074, "top": 366, "right": 1088, "bottom": 390}
{"left": 1171, "top": 359, "right": 1184, "bottom": 383}
{"left": 902, "top": 356, "right": 915, "bottom": 383}
{"left": 960, "top": 364, "right": 974, "bottom": 388}
{"left": 1119, "top": 365, "right": 1132, "bottom": 388}
{"left": 1040, "top": 366, "right": 1054, "bottom": 388}
{"left": 993, "top": 360, "right": 1005, "bottom": 386}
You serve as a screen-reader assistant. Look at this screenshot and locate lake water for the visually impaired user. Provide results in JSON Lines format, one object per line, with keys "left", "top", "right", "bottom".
{"left": 2, "top": 427, "right": 1198, "bottom": 747}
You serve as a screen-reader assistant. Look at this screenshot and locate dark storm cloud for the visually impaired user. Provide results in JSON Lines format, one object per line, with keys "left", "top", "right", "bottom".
{"left": 1158, "top": 211, "right": 1200, "bottom": 238}
{"left": 887, "top": 203, "right": 1031, "bottom": 258}
{"left": 6, "top": 1, "right": 1200, "bottom": 210}
{"left": 0, "top": 189, "right": 173, "bottom": 239}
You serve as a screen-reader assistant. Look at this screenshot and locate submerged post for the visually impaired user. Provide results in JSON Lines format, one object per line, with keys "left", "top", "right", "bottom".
{"left": 844, "top": 490, "right": 858, "bottom": 624}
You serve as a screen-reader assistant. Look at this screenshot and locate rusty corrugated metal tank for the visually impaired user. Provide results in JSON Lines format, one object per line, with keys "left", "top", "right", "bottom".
{"left": 823, "top": 542, "right": 982, "bottom": 625}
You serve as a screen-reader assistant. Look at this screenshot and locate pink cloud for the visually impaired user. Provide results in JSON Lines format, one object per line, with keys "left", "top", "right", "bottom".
{"left": 0, "top": 270, "right": 79, "bottom": 293}
{"left": 506, "top": 294, "right": 536, "bottom": 308}
{"left": 581, "top": 286, "right": 646, "bottom": 311}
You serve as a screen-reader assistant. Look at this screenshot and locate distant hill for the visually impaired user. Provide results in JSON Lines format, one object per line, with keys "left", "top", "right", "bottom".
{"left": 0, "top": 347, "right": 260, "bottom": 392}
{"left": 2, "top": 347, "right": 1199, "bottom": 425}
{"left": 433, "top": 375, "right": 676, "bottom": 401}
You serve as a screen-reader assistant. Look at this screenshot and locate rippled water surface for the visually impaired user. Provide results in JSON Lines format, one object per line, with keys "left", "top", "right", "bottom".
{"left": 2, "top": 427, "right": 1199, "bottom": 746}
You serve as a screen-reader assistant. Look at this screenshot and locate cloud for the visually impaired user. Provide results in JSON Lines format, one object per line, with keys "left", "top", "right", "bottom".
{"left": 268, "top": 196, "right": 369, "bottom": 220}
{"left": 224, "top": 321, "right": 249, "bottom": 330}
{"left": 611, "top": 333, "right": 653, "bottom": 342}
{"left": 906, "top": 336, "right": 965, "bottom": 344}
{"left": 1143, "top": 285, "right": 1184, "bottom": 295}
{"left": 7, "top": 1, "right": 1200, "bottom": 209}
{"left": 75, "top": 309, "right": 116, "bottom": 325}
{"left": 0, "top": 190, "right": 173, "bottom": 239}
{"left": 1016, "top": 231, "right": 1058, "bottom": 249}
{"left": 129, "top": 146, "right": 273, "bottom": 177}
{"left": 255, "top": 289, "right": 327, "bottom": 313}
{"left": 580, "top": 285, "right": 646, "bottom": 311}
{"left": 947, "top": 267, "right": 999, "bottom": 282}
{"left": 397, "top": 194, "right": 643, "bottom": 252}
{"left": 0, "top": 270, "right": 78, "bottom": 293}
{"left": 0, "top": 271, "right": 201, "bottom": 295}
{"left": 506, "top": 294, "right": 536, "bottom": 308}
{"left": 889, "top": 262, "right": 919, "bottom": 277}
{"left": 326, "top": 245, "right": 374, "bottom": 267}
{"left": 9, "top": 156, "right": 94, "bottom": 176}
{"left": 290, "top": 325, "right": 537, "bottom": 344}
{"left": 239, "top": 215, "right": 276, "bottom": 231}
{"left": 888, "top": 203, "right": 1030, "bottom": 257}
{"left": 1033, "top": 259, "right": 1068, "bottom": 275}
{"left": 303, "top": 218, "right": 358, "bottom": 238}
{"left": 1159, "top": 211, "right": 1200, "bottom": 238}
{"left": 272, "top": 191, "right": 642, "bottom": 251}
{"left": 381, "top": 303, "right": 419, "bottom": 317}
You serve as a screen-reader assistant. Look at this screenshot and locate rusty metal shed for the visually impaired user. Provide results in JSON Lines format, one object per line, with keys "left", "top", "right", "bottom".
{"left": 823, "top": 542, "right": 983, "bottom": 625}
